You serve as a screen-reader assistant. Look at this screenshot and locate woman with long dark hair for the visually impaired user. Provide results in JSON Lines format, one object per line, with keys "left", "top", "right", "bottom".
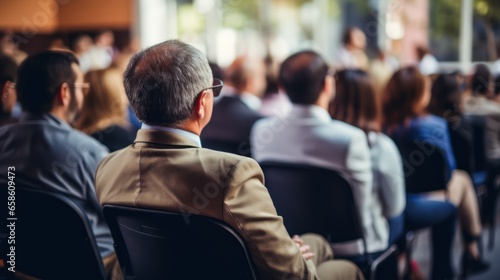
{"left": 383, "top": 66, "right": 489, "bottom": 278}
{"left": 330, "top": 69, "right": 405, "bottom": 246}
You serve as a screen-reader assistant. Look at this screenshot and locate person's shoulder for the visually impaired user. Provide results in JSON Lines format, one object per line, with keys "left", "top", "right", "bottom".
{"left": 371, "top": 132, "right": 399, "bottom": 154}
{"left": 199, "top": 147, "right": 257, "bottom": 166}
{"left": 310, "top": 120, "right": 368, "bottom": 154}
{"left": 253, "top": 116, "right": 274, "bottom": 129}
{"left": 328, "top": 119, "right": 366, "bottom": 138}
{"left": 0, "top": 122, "right": 17, "bottom": 134}
{"left": 67, "top": 127, "right": 109, "bottom": 155}
{"left": 415, "top": 114, "right": 447, "bottom": 128}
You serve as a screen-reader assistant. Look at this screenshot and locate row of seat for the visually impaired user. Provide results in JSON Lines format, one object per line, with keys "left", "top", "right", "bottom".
{"left": 0, "top": 184, "right": 396, "bottom": 280}
{"left": 1, "top": 114, "right": 496, "bottom": 279}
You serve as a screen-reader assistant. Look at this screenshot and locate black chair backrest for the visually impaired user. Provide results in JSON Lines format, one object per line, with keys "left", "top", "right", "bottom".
{"left": 370, "top": 245, "right": 398, "bottom": 280}
{"left": 103, "top": 205, "right": 258, "bottom": 280}
{"left": 0, "top": 187, "right": 106, "bottom": 279}
{"left": 395, "top": 140, "right": 449, "bottom": 193}
{"left": 448, "top": 126, "right": 474, "bottom": 174}
{"left": 465, "top": 115, "right": 487, "bottom": 173}
{"left": 202, "top": 139, "right": 252, "bottom": 157}
{"left": 259, "top": 161, "right": 364, "bottom": 245}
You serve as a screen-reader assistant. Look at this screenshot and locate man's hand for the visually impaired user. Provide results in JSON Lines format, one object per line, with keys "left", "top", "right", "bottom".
{"left": 292, "top": 235, "right": 314, "bottom": 260}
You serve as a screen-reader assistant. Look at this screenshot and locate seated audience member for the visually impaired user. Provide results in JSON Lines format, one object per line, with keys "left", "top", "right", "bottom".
{"left": 72, "top": 34, "right": 93, "bottom": 60}
{"left": 494, "top": 74, "right": 500, "bottom": 104}
{"left": 209, "top": 61, "right": 225, "bottom": 82}
{"left": 383, "top": 66, "right": 489, "bottom": 278}
{"left": 259, "top": 56, "right": 292, "bottom": 117}
{"left": 95, "top": 40, "right": 363, "bottom": 280}
{"left": 0, "top": 54, "right": 17, "bottom": 126}
{"left": 79, "top": 30, "right": 115, "bottom": 73}
{"left": 252, "top": 51, "right": 386, "bottom": 259}
{"left": 0, "top": 33, "right": 28, "bottom": 65}
{"left": 0, "top": 51, "right": 121, "bottom": 279}
{"left": 428, "top": 73, "right": 466, "bottom": 127}
{"left": 464, "top": 65, "right": 500, "bottom": 189}
{"left": 75, "top": 68, "right": 133, "bottom": 152}
{"left": 428, "top": 73, "right": 474, "bottom": 172}
{"left": 201, "top": 56, "right": 266, "bottom": 156}
{"left": 329, "top": 69, "right": 405, "bottom": 245}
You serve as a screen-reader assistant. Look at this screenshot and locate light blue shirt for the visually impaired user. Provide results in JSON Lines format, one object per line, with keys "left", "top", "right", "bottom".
{"left": 0, "top": 113, "right": 113, "bottom": 258}
{"left": 141, "top": 124, "right": 202, "bottom": 147}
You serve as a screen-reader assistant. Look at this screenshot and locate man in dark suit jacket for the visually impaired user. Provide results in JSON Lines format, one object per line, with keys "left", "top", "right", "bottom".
{"left": 201, "top": 56, "right": 266, "bottom": 156}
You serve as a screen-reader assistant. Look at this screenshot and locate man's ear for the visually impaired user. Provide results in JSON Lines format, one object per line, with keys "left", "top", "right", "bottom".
{"left": 56, "top": 83, "right": 71, "bottom": 107}
{"left": 1, "top": 82, "right": 8, "bottom": 99}
{"left": 193, "top": 91, "right": 208, "bottom": 119}
{"left": 323, "top": 75, "right": 335, "bottom": 101}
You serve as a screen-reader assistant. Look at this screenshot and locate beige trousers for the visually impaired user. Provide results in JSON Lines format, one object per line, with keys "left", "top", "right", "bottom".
{"left": 428, "top": 170, "right": 482, "bottom": 238}
{"left": 102, "top": 252, "right": 124, "bottom": 280}
{"left": 302, "top": 233, "right": 365, "bottom": 280}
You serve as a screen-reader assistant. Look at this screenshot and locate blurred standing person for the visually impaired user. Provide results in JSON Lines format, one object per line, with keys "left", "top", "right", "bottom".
{"left": 0, "top": 54, "right": 17, "bottom": 126}
{"left": 79, "top": 31, "right": 115, "bottom": 73}
{"left": 201, "top": 56, "right": 266, "bottom": 156}
{"left": 369, "top": 47, "right": 394, "bottom": 96}
{"left": 75, "top": 68, "right": 133, "bottom": 152}
{"left": 416, "top": 46, "right": 439, "bottom": 76}
{"left": 335, "top": 27, "right": 368, "bottom": 70}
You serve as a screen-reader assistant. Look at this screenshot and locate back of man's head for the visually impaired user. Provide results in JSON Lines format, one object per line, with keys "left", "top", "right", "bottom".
{"left": 226, "top": 56, "right": 266, "bottom": 96}
{"left": 124, "top": 40, "right": 212, "bottom": 126}
{"left": 471, "top": 64, "right": 491, "bottom": 96}
{"left": 17, "top": 50, "right": 78, "bottom": 114}
{"left": 279, "top": 51, "right": 329, "bottom": 105}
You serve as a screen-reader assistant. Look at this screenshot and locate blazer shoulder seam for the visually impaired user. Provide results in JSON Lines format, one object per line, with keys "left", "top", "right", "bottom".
{"left": 134, "top": 146, "right": 144, "bottom": 206}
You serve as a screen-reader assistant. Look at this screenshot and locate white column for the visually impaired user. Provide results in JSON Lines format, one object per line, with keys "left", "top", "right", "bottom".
{"left": 376, "top": 0, "right": 388, "bottom": 50}
{"left": 258, "top": 0, "right": 272, "bottom": 55}
{"left": 203, "top": 0, "right": 220, "bottom": 62}
{"left": 136, "top": 0, "right": 178, "bottom": 49}
{"left": 313, "top": 0, "right": 329, "bottom": 59}
{"left": 459, "top": 0, "right": 473, "bottom": 72}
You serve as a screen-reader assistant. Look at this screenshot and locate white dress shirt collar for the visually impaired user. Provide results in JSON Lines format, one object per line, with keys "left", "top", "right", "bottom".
{"left": 141, "top": 124, "right": 202, "bottom": 147}
{"left": 239, "top": 93, "right": 262, "bottom": 111}
{"left": 289, "top": 104, "right": 332, "bottom": 123}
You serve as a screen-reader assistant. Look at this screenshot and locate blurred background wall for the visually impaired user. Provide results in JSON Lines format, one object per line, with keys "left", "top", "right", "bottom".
{"left": 0, "top": 0, "right": 499, "bottom": 71}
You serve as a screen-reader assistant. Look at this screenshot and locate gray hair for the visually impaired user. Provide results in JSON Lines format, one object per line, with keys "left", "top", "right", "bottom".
{"left": 124, "top": 40, "right": 212, "bottom": 126}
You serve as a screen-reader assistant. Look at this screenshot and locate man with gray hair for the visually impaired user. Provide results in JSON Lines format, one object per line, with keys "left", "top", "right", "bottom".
{"left": 95, "top": 40, "right": 363, "bottom": 280}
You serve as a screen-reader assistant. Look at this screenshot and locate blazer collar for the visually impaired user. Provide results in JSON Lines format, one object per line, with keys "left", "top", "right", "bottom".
{"left": 134, "top": 129, "right": 199, "bottom": 148}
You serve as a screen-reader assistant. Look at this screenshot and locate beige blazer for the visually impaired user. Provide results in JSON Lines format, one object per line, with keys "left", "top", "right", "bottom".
{"left": 96, "top": 129, "right": 317, "bottom": 280}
